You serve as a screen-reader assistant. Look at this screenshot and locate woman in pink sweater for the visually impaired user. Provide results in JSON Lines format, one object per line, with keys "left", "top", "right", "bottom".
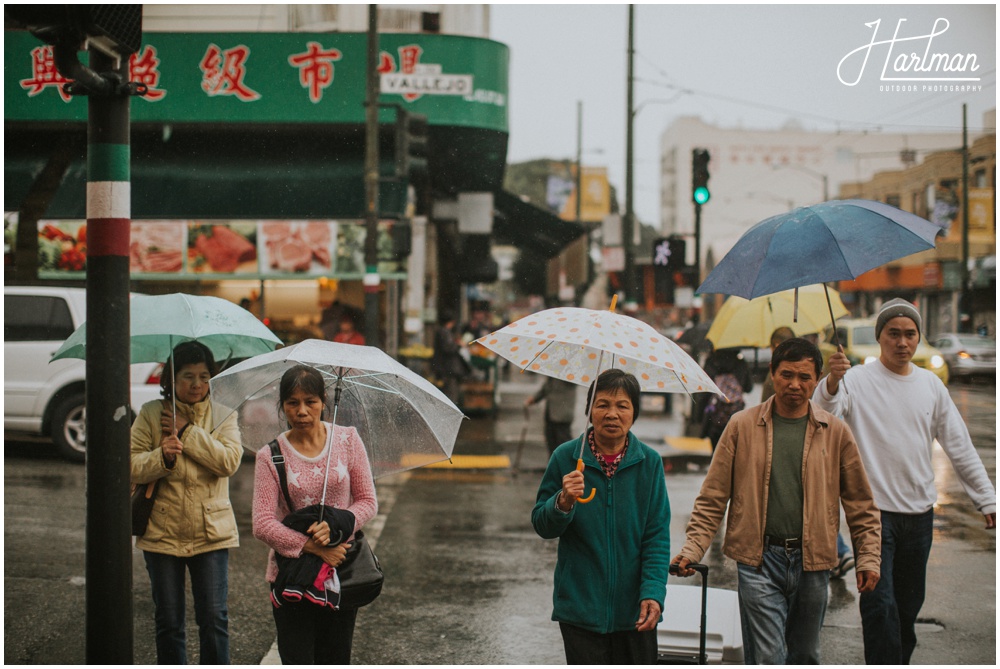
{"left": 252, "top": 365, "right": 378, "bottom": 664}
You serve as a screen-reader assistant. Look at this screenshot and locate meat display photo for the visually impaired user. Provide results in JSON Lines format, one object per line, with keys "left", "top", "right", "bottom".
{"left": 130, "top": 221, "right": 185, "bottom": 274}
{"left": 188, "top": 222, "right": 258, "bottom": 274}
{"left": 258, "top": 220, "right": 335, "bottom": 276}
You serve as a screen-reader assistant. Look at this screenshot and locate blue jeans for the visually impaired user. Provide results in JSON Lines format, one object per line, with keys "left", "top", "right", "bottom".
{"left": 860, "top": 509, "right": 934, "bottom": 664}
{"left": 737, "top": 546, "right": 829, "bottom": 664}
{"left": 144, "top": 549, "right": 230, "bottom": 665}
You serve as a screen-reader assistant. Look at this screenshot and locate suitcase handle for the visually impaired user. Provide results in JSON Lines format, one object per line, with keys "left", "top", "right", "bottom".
{"left": 668, "top": 562, "right": 709, "bottom": 664}
{"left": 669, "top": 562, "right": 708, "bottom": 577}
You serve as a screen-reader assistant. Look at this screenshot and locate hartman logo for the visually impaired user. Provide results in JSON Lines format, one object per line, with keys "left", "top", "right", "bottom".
{"left": 838, "top": 18, "right": 984, "bottom": 91}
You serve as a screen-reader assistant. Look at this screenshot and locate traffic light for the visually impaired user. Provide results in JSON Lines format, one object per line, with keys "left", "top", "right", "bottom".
{"left": 395, "top": 109, "right": 429, "bottom": 177}
{"left": 692, "top": 148, "right": 711, "bottom": 205}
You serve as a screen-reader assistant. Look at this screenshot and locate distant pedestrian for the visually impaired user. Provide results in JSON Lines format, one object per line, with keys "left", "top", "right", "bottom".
{"left": 673, "top": 338, "right": 881, "bottom": 664}
{"left": 525, "top": 376, "right": 578, "bottom": 455}
{"left": 130, "top": 341, "right": 243, "bottom": 665}
{"left": 431, "top": 311, "right": 469, "bottom": 404}
{"left": 332, "top": 313, "right": 365, "bottom": 346}
{"left": 699, "top": 347, "right": 753, "bottom": 450}
{"left": 532, "top": 369, "right": 670, "bottom": 664}
{"left": 814, "top": 298, "right": 996, "bottom": 664}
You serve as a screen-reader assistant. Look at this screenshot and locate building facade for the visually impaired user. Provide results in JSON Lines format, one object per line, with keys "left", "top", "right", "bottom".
{"left": 659, "top": 116, "right": 968, "bottom": 273}
{"left": 5, "top": 5, "right": 582, "bottom": 353}
{"left": 837, "top": 110, "right": 996, "bottom": 336}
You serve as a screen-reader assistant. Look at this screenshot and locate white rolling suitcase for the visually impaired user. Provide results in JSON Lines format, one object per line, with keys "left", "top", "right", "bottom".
{"left": 657, "top": 563, "right": 744, "bottom": 664}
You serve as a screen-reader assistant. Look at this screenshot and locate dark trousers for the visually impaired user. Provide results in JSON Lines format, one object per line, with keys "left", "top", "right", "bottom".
{"left": 559, "top": 622, "right": 657, "bottom": 665}
{"left": 545, "top": 420, "right": 574, "bottom": 455}
{"left": 272, "top": 600, "right": 358, "bottom": 664}
{"left": 143, "top": 549, "right": 230, "bottom": 665}
{"left": 860, "top": 509, "right": 934, "bottom": 664}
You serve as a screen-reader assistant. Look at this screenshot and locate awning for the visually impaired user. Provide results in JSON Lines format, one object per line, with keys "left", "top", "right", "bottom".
{"left": 492, "top": 190, "right": 586, "bottom": 259}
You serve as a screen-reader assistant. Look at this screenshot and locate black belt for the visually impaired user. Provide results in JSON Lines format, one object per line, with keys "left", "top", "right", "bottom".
{"left": 764, "top": 536, "right": 802, "bottom": 550}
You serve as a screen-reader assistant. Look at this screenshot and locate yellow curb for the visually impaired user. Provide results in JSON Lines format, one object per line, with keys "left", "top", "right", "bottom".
{"left": 665, "top": 436, "right": 713, "bottom": 454}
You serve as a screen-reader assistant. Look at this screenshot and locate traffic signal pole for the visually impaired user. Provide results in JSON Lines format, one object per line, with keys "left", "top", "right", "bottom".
{"left": 84, "top": 46, "right": 134, "bottom": 664}
{"left": 694, "top": 202, "right": 702, "bottom": 279}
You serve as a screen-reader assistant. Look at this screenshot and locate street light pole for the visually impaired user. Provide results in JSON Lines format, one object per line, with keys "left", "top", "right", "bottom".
{"left": 960, "top": 103, "right": 971, "bottom": 333}
{"left": 363, "top": 4, "right": 381, "bottom": 347}
{"left": 623, "top": 4, "right": 637, "bottom": 305}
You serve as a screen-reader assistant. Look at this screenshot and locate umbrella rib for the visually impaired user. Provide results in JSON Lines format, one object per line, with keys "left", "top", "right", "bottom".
{"left": 523, "top": 340, "right": 556, "bottom": 370}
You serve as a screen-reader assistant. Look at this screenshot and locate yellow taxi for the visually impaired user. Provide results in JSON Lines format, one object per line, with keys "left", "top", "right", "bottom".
{"left": 818, "top": 318, "right": 949, "bottom": 385}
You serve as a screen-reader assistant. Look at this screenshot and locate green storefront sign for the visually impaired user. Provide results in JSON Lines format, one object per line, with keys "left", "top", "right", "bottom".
{"left": 5, "top": 31, "right": 509, "bottom": 131}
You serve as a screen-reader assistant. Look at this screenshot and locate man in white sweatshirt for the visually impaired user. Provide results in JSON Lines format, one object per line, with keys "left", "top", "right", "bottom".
{"left": 813, "top": 298, "right": 996, "bottom": 664}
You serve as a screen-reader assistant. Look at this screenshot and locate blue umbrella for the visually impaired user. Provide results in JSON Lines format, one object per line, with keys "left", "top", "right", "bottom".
{"left": 697, "top": 199, "right": 942, "bottom": 299}
{"left": 697, "top": 199, "right": 942, "bottom": 346}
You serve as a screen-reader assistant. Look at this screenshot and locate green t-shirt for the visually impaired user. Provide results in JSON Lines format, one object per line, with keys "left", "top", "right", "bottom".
{"left": 763, "top": 413, "right": 808, "bottom": 540}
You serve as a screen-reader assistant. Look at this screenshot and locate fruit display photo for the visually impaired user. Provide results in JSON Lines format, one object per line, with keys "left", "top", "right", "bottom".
{"left": 38, "top": 220, "right": 88, "bottom": 274}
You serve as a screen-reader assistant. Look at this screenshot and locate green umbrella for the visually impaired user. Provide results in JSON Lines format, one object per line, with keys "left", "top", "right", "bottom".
{"left": 52, "top": 293, "right": 283, "bottom": 429}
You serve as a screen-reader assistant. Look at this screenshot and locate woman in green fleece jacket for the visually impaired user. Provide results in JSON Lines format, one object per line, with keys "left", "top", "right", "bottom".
{"left": 531, "top": 369, "right": 671, "bottom": 664}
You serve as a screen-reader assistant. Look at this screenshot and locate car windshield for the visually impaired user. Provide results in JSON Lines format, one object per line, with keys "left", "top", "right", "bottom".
{"left": 957, "top": 335, "right": 995, "bottom": 347}
{"left": 852, "top": 326, "right": 878, "bottom": 346}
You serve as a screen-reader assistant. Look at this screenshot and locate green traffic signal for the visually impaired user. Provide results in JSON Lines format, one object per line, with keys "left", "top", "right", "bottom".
{"left": 693, "top": 186, "right": 710, "bottom": 205}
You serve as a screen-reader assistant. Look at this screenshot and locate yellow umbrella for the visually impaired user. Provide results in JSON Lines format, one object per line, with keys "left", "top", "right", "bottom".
{"left": 706, "top": 284, "right": 849, "bottom": 350}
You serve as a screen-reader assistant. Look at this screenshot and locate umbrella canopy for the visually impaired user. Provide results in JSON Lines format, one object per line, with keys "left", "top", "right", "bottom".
{"left": 477, "top": 302, "right": 721, "bottom": 504}
{"left": 697, "top": 199, "right": 942, "bottom": 299}
{"left": 209, "top": 339, "right": 464, "bottom": 479}
{"left": 52, "top": 293, "right": 282, "bottom": 364}
{"left": 476, "top": 305, "right": 722, "bottom": 396}
{"left": 706, "top": 285, "right": 850, "bottom": 350}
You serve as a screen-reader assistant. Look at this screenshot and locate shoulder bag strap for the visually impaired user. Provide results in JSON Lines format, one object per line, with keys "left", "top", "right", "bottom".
{"left": 269, "top": 439, "right": 295, "bottom": 512}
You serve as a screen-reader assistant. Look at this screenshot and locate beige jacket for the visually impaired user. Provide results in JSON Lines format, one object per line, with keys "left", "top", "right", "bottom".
{"left": 131, "top": 397, "right": 243, "bottom": 556}
{"left": 677, "top": 397, "right": 881, "bottom": 574}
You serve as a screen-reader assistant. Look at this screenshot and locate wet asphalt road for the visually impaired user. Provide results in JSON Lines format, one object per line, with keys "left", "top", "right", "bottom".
{"left": 3, "top": 377, "right": 995, "bottom": 664}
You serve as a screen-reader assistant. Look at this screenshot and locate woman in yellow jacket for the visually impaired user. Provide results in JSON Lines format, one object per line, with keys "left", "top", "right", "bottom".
{"left": 131, "top": 341, "right": 243, "bottom": 664}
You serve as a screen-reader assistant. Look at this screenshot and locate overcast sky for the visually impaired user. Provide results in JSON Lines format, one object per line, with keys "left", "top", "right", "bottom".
{"left": 490, "top": 3, "right": 997, "bottom": 226}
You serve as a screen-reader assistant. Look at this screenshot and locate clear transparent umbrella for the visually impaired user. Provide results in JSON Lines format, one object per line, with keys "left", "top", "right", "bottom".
{"left": 209, "top": 339, "right": 464, "bottom": 479}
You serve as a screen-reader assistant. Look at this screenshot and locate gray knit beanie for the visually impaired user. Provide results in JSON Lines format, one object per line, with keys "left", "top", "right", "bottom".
{"left": 875, "top": 298, "right": 921, "bottom": 341}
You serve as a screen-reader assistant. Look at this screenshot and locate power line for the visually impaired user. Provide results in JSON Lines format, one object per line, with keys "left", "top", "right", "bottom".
{"left": 635, "top": 55, "right": 997, "bottom": 134}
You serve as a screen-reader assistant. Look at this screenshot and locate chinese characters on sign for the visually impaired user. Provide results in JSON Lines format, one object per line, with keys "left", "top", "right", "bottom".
{"left": 200, "top": 43, "right": 261, "bottom": 101}
{"left": 288, "top": 42, "right": 342, "bottom": 103}
{"left": 20, "top": 44, "right": 168, "bottom": 102}
{"left": 16, "top": 38, "right": 486, "bottom": 112}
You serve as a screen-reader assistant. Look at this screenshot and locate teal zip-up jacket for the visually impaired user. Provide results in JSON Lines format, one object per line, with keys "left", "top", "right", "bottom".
{"left": 531, "top": 431, "right": 671, "bottom": 634}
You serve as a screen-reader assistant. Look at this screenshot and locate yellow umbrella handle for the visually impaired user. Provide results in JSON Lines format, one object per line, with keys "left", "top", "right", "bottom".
{"left": 576, "top": 459, "right": 596, "bottom": 503}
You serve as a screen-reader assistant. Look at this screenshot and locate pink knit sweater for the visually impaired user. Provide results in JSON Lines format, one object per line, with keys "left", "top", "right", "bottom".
{"left": 252, "top": 423, "right": 378, "bottom": 583}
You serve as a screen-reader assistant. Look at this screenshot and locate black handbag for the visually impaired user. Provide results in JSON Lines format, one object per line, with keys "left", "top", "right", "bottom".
{"left": 337, "top": 530, "right": 384, "bottom": 609}
{"left": 130, "top": 479, "right": 159, "bottom": 536}
{"left": 269, "top": 440, "right": 384, "bottom": 609}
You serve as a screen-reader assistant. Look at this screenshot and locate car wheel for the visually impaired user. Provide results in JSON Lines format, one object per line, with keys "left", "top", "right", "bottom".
{"left": 52, "top": 394, "right": 87, "bottom": 462}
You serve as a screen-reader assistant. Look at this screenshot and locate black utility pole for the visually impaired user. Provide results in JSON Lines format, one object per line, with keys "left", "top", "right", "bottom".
{"left": 623, "top": 4, "right": 637, "bottom": 304}
{"left": 84, "top": 46, "right": 134, "bottom": 666}
{"left": 959, "top": 103, "right": 972, "bottom": 333}
{"left": 363, "top": 4, "right": 381, "bottom": 347}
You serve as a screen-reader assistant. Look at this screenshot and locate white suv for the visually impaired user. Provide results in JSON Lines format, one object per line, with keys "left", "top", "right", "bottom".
{"left": 4, "top": 286, "right": 163, "bottom": 461}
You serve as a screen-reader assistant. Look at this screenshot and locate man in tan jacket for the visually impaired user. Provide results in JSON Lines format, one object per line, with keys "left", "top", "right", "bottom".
{"left": 672, "top": 338, "right": 880, "bottom": 664}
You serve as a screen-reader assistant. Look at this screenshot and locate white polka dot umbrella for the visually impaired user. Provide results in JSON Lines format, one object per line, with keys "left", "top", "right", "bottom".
{"left": 476, "top": 301, "right": 722, "bottom": 397}
{"left": 477, "top": 299, "right": 722, "bottom": 504}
